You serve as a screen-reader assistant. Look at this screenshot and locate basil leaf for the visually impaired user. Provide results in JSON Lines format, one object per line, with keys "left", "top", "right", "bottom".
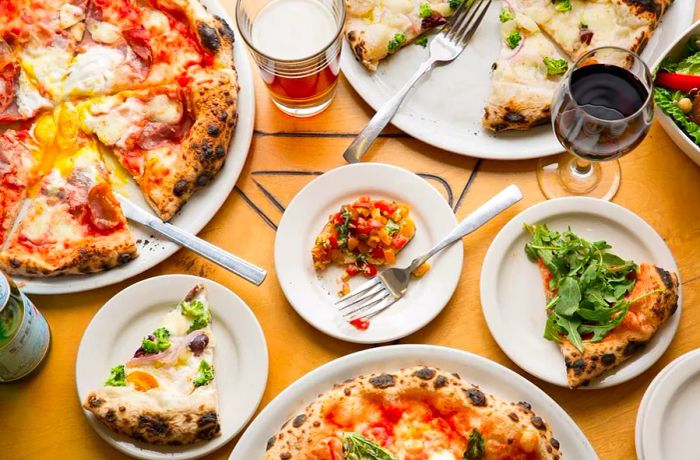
{"left": 464, "top": 429, "right": 485, "bottom": 460}
{"left": 343, "top": 433, "right": 397, "bottom": 460}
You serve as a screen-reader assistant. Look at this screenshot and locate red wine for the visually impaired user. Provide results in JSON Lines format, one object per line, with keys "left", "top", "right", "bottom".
{"left": 570, "top": 64, "right": 648, "bottom": 120}
{"left": 552, "top": 63, "right": 653, "bottom": 161}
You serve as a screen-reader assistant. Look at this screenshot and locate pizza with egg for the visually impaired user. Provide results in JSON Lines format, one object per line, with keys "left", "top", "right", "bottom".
{"left": 0, "top": 0, "right": 239, "bottom": 276}
{"left": 83, "top": 283, "right": 220, "bottom": 445}
{"left": 264, "top": 366, "right": 562, "bottom": 459}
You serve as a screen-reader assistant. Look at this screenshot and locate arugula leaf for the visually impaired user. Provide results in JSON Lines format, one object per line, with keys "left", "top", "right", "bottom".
{"left": 655, "top": 87, "right": 700, "bottom": 146}
{"left": 464, "top": 429, "right": 485, "bottom": 460}
{"left": 105, "top": 364, "right": 127, "bottom": 387}
{"left": 543, "top": 312, "right": 563, "bottom": 343}
{"left": 557, "top": 315, "right": 583, "bottom": 352}
{"left": 555, "top": 277, "right": 581, "bottom": 316}
{"left": 343, "top": 433, "right": 397, "bottom": 460}
{"left": 499, "top": 6, "right": 515, "bottom": 22}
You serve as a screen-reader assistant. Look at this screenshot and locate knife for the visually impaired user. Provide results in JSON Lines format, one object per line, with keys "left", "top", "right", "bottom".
{"left": 116, "top": 194, "right": 267, "bottom": 286}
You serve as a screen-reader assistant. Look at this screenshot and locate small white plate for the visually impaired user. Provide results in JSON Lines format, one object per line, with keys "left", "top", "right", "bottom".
{"left": 21, "top": 0, "right": 255, "bottom": 295}
{"left": 75, "top": 275, "right": 269, "bottom": 460}
{"left": 229, "top": 344, "right": 598, "bottom": 459}
{"left": 274, "top": 163, "right": 462, "bottom": 344}
{"left": 340, "top": 0, "right": 694, "bottom": 159}
{"left": 480, "top": 197, "right": 682, "bottom": 388}
{"left": 636, "top": 349, "right": 700, "bottom": 460}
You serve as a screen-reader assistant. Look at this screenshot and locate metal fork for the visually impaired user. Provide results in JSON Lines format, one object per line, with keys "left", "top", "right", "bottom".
{"left": 343, "top": 0, "right": 492, "bottom": 163}
{"left": 336, "top": 184, "right": 523, "bottom": 321}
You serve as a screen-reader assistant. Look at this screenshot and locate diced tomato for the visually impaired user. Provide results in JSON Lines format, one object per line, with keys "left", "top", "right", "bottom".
{"left": 364, "top": 425, "right": 391, "bottom": 446}
{"left": 368, "top": 219, "right": 383, "bottom": 230}
{"left": 381, "top": 405, "right": 405, "bottom": 424}
{"left": 328, "top": 235, "right": 339, "bottom": 249}
{"left": 333, "top": 212, "right": 344, "bottom": 224}
{"left": 371, "top": 247, "right": 384, "bottom": 260}
{"left": 374, "top": 200, "right": 397, "bottom": 215}
{"left": 352, "top": 196, "right": 372, "bottom": 208}
{"left": 346, "top": 264, "right": 359, "bottom": 276}
{"left": 356, "top": 219, "right": 372, "bottom": 234}
{"left": 349, "top": 318, "right": 370, "bottom": 330}
{"left": 392, "top": 235, "right": 409, "bottom": 250}
{"left": 363, "top": 263, "right": 377, "bottom": 277}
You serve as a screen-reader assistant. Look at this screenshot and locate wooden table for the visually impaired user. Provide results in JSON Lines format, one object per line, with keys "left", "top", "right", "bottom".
{"left": 3, "top": 2, "right": 700, "bottom": 458}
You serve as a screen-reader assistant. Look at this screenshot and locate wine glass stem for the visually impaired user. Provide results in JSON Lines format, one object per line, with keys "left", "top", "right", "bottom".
{"left": 572, "top": 158, "right": 592, "bottom": 176}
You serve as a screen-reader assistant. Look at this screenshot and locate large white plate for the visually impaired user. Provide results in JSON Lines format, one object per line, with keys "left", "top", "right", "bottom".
{"left": 229, "top": 344, "right": 598, "bottom": 458}
{"left": 75, "top": 274, "right": 269, "bottom": 460}
{"left": 21, "top": 1, "right": 256, "bottom": 294}
{"left": 480, "top": 197, "right": 682, "bottom": 388}
{"left": 274, "top": 163, "right": 462, "bottom": 344}
{"left": 340, "top": 0, "right": 695, "bottom": 159}
{"left": 636, "top": 348, "right": 700, "bottom": 460}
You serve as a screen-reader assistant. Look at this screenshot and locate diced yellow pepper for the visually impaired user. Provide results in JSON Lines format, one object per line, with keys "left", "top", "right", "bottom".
{"left": 412, "top": 262, "right": 431, "bottom": 278}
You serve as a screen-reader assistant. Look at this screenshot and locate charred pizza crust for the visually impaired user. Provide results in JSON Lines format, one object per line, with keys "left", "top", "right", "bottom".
{"left": 483, "top": 84, "right": 553, "bottom": 131}
{"left": 265, "top": 366, "right": 562, "bottom": 459}
{"left": 559, "top": 263, "right": 678, "bottom": 388}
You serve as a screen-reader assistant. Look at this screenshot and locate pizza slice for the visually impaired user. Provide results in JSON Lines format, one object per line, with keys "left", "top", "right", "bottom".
{"left": 0, "top": 130, "right": 39, "bottom": 246}
{"left": 79, "top": 77, "right": 237, "bottom": 221}
{"left": 345, "top": 0, "right": 459, "bottom": 70}
{"left": 265, "top": 366, "right": 561, "bottom": 459}
{"left": 0, "top": 39, "right": 53, "bottom": 122}
{"left": 510, "top": 0, "right": 672, "bottom": 62}
{"left": 525, "top": 223, "right": 679, "bottom": 388}
{"left": 483, "top": 8, "right": 569, "bottom": 131}
{"left": 0, "top": 138, "right": 137, "bottom": 276}
{"left": 83, "top": 283, "right": 220, "bottom": 445}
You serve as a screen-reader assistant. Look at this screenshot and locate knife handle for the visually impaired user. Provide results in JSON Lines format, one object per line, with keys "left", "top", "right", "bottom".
{"left": 147, "top": 219, "right": 267, "bottom": 285}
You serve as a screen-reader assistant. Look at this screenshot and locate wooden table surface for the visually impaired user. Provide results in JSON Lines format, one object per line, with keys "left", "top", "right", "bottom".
{"left": 3, "top": 2, "right": 700, "bottom": 459}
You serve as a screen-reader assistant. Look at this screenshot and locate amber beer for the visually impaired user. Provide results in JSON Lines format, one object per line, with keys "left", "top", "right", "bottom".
{"left": 237, "top": 0, "right": 345, "bottom": 117}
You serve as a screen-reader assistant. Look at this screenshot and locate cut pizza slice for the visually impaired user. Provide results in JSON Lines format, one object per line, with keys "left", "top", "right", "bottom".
{"left": 84, "top": 283, "right": 220, "bottom": 445}
{"left": 0, "top": 39, "right": 53, "bottom": 122}
{"left": 483, "top": 8, "right": 569, "bottom": 131}
{"left": 79, "top": 77, "right": 237, "bottom": 221}
{"left": 510, "top": 0, "right": 672, "bottom": 62}
{"left": 345, "top": 0, "right": 461, "bottom": 70}
{"left": 0, "top": 138, "right": 138, "bottom": 276}
{"left": 553, "top": 263, "right": 679, "bottom": 388}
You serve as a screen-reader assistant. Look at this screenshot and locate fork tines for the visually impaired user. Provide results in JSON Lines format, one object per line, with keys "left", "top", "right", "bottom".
{"left": 443, "top": 0, "right": 492, "bottom": 45}
{"left": 335, "top": 277, "right": 396, "bottom": 321}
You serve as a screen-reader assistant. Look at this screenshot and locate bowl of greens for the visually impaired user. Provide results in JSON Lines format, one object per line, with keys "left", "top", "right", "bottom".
{"left": 652, "top": 20, "right": 700, "bottom": 167}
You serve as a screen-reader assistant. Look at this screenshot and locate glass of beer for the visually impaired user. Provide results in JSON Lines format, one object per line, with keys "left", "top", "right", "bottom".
{"left": 236, "top": 0, "right": 346, "bottom": 117}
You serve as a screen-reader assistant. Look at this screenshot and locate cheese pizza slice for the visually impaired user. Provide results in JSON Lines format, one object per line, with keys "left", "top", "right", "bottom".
{"left": 84, "top": 283, "right": 220, "bottom": 445}
{"left": 345, "top": 0, "right": 459, "bottom": 70}
{"left": 265, "top": 366, "right": 562, "bottom": 459}
{"left": 0, "top": 40, "right": 53, "bottom": 122}
{"left": 483, "top": 8, "right": 569, "bottom": 131}
{"left": 79, "top": 78, "right": 237, "bottom": 221}
{"left": 510, "top": 0, "right": 672, "bottom": 62}
{"left": 0, "top": 138, "right": 137, "bottom": 276}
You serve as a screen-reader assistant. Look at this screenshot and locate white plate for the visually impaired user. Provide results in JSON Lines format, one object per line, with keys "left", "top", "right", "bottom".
{"left": 274, "top": 163, "right": 462, "bottom": 344}
{"left": 21, "top": 1, "right": 256, "bottom": 295}
{"left": 480, "top": 197, "right": 682, "bottom": 388}
{"left": 340, "top": 0, "right": 694, "bottom": 159}
{"left": 229, "top": 344, "right": 598, "bottom": 459}
{"left": 636, "top": 348, "right": 700, "bottom": 460}
{"left": 75, "top": 275, "right": 269, "bottom": 460}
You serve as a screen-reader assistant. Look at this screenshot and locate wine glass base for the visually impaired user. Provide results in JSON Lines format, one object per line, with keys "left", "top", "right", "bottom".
{"left": 537, "top": 153, "right": 621, "bottom": 201}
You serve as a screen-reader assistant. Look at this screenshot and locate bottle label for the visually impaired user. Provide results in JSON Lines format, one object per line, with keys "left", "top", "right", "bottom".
{"left": 0, "top": 293, "right": 50, "bottom": 382}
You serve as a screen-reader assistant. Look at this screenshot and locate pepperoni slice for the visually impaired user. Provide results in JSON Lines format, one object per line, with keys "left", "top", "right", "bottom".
{"left": 0, "top": 40, "right": 18, "bottom": 116}
{"left": 86, "top": 182, "right": 122, "bottom": 233}
{"left": 123, "top": 26, "right": 152, "bottom": 67}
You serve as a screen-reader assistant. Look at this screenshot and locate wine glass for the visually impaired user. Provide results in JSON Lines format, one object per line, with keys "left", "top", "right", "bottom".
{"left": 538, "top": 46, "right": 654, "bottom": 200}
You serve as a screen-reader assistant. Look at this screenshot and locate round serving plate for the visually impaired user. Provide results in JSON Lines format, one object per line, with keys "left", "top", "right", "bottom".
{"left": 229, "top": 344, "right": 598, "bottom": 459}
{"left": 21, "top": 1, "right": 255, "bottom": 294}
{"left": 274, "top": 163, "right": 462, "bottom": 344}
{"left": 340, "top": 0, "right": 695, "bottom": 159}
{"left": 481, "top": 197, "right": 681, "bottom": 388}
{"left": 76, "top": 274, "right": 269, "bottom": 460}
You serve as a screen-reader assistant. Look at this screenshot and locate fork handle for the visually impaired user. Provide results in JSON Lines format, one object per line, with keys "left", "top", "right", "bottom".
{"left": 343, "top": 59, "right": 435, "bottom": 164}
{"left": 409, "top": 184, "right": 523, "bottom": 271}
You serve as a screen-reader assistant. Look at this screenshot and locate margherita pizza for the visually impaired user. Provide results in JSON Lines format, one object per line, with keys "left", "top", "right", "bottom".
{"left": 0, "top": 0, "right": 239, "bottom": 276}
{"left": 265, "top": 366, "right": 562, "bottom": 459}
{"left": 83, "top": 283, "right": 220, "bottom": 445}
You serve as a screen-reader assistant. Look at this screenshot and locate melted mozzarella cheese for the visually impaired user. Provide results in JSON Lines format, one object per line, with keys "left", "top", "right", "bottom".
{"left": 63, "top": 46, "right": 124, "bottom": 96}
{"left": 81, "top": 97, "right": 145, "bottom": 147}
{"left": 16, "top": 70, "right": 52, "bottom": 118}
{"left": 59, "top": 3, "right": 85, "bottom": 29}
{"left": 162, "top": 309, "right": 192, "bottom": 337}
{"left": 87, "top": 20, "right": 122, "bottom": 44}
{"left": 20, "top": 45, "right": 73, "bottom": 99}
{"left": 142, "top": 8, "right": 170, "bottom": 34}
{"left": 428, "top": 451, "right": 455, "bottom": 460}
{"left": 146, "top": 94, "right": 182, "bottom": 123}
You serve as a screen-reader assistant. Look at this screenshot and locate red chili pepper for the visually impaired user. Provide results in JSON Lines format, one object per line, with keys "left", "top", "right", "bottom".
{"left": 349, "top": 318, "right": 370, "bottom": 330}
{"left": 346, "top": 264, "right": 359, "bottom": 276}
{"left": 328, "top": 235, "right": 339, "bottom": 249}
{"left": 655, "top": 72, "right": 700, "bottom": 93}
{"left": 371, "top": 247, "right": 384, "bottom": 259}
{"left": 392, "top": 235, "right": 408, "bottom": 250}
{"left": 363, "top": 263, "right": 377, "bottom": 277}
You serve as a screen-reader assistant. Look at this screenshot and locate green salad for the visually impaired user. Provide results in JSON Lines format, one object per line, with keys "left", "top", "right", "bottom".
{"left": 655, "top": 34, "right": 700, "bottom": 145}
